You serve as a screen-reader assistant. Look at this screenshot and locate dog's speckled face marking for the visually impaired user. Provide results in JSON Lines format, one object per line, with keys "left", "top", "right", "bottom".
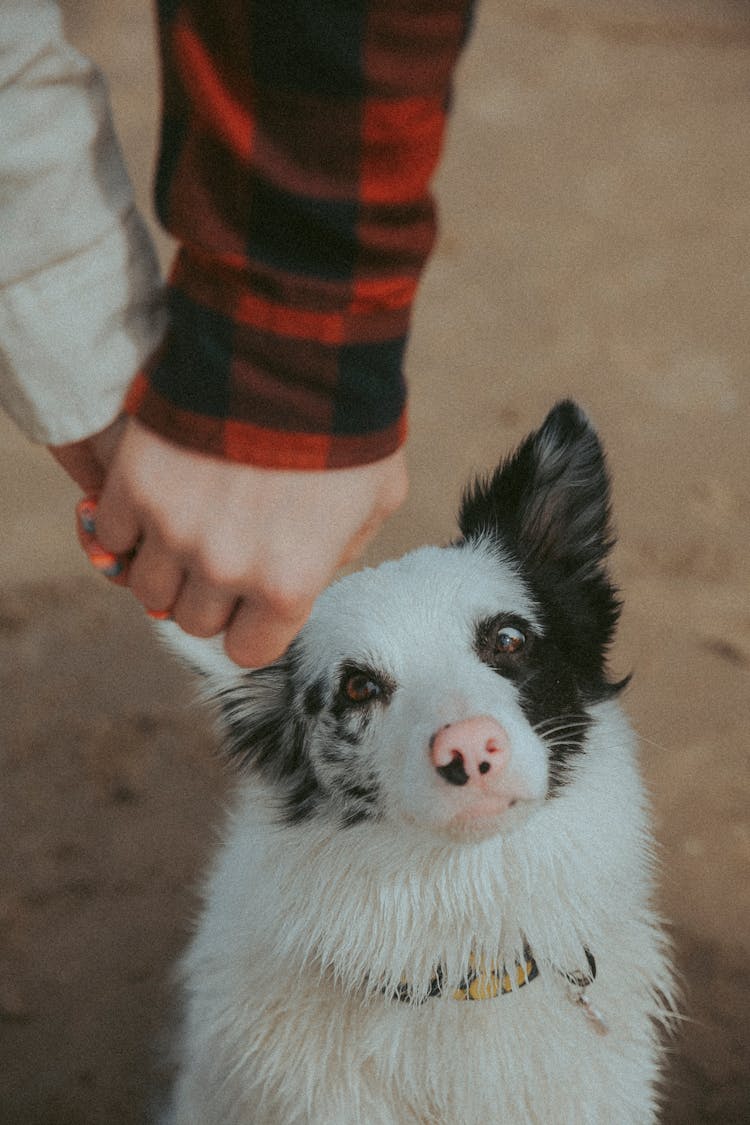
{"left": 181, "top": 402, "right": 625, "bottom": 841}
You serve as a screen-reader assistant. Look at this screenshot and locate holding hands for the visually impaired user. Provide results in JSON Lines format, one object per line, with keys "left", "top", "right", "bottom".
{"left": 52, "top": 418, "right": 407, "bottom": 667}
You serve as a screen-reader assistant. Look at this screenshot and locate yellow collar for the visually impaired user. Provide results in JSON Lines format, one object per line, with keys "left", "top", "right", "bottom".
{"left": 390, "top": 948, "right": 540, "bottom": 1004}
{"left": 388, "top": 947, "right": 596, "bottom": 1004}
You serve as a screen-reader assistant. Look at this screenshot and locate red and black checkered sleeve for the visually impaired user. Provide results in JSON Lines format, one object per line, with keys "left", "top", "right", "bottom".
{"left": 125, "top": 0, "right": 474, "bottom": 469}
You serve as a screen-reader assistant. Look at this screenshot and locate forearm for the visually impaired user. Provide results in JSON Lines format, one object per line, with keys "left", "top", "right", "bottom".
{"left": 130, "top": 0, "right": 474, "bottom": 469}
{"left": 0, "top": 0, "right": 165, "bottom": 444}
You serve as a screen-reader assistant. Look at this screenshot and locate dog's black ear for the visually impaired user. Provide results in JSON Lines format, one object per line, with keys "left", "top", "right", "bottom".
{"left": 459, "top": 400, "right": 612, "bottom": 575}
{"left": 459, "top": 401, "right": 623, "bottom": 695}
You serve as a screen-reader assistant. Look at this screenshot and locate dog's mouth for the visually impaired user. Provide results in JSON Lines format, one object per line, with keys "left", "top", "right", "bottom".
{"left": 404, "top": 794, "right": 541, "bottom": 844}
{"left": 446, "top": 797, "right": 540, "bottom": 841}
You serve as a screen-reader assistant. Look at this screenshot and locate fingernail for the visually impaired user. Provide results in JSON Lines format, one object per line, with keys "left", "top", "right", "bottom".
{"left": 76, "top": 497, "right": 98, "bottom": 535}
{"left": 146, "top": 608, "right": 172, "bottom": 621}
{"left": 76, "top": 494, "right": 130, "bottom": 585}
{"left": 87, "top": 547, "right": 124, "bottom": 578}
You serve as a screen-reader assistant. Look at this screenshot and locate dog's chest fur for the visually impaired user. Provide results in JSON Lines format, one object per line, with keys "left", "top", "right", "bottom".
{"left": 164, "top": 404, "right": 673, "bottom": 1125}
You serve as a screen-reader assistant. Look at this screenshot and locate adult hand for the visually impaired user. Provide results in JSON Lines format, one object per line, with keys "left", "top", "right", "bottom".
{"left": 52, "top": 418, "right": 407, "bottom": 667}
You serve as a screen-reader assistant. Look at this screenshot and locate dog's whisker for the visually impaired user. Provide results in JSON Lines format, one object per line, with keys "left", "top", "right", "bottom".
{"left": 535, "top": 722, "right": 588, "bottom": 739}
{"left": 533, "top": 722, "right": 590, "bottom": 744}
{"left": 630, "top": 727, "right": 676, "bottom": 756}
{"left": 532, "top": 714, "right": 589, "bottom": 733}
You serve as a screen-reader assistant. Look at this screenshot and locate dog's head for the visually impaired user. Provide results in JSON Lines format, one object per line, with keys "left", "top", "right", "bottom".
{"left": 165, "top": 401, "right": 625, "bottom": 843}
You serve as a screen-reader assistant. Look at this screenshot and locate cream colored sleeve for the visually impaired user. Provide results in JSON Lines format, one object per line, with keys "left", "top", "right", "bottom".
{"left": 0, "top": 0, "right": 166, "bottom": 445}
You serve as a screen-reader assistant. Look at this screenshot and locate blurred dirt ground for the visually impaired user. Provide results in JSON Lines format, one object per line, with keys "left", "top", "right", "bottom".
{"left": 1, "top": 1, "right": 748, "bottom": 1121}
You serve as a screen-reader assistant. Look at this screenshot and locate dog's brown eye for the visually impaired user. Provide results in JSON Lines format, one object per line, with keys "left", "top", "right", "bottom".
{"left": 496, "top": 626, "right": 526, "bottom": 655}
{"left": 344, "top": 673, "right": 382, "bottom": 704}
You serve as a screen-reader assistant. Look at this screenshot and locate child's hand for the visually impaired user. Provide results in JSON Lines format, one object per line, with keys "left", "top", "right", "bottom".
{"left": 52, "top": 418, "right": 407, "bottom": 667}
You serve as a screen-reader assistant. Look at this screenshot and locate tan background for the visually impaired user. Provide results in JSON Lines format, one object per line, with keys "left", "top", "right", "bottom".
{"left": 1, "top": 1, "right": 748, "bottom": 1121}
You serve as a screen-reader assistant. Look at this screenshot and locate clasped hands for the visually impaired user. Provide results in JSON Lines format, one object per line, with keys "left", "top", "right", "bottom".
{"left": 51, "top": 417, "right": 407, "bottom": 667}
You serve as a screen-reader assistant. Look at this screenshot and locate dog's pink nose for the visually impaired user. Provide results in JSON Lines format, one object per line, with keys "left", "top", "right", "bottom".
{"left": 429, "top": 717, "right": 510, "bottom": 787}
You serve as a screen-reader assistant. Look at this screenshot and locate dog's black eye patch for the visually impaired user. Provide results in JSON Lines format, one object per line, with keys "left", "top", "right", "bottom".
{"left": 475, "top": 615, "right": 533, "bottom": 678}
{"left": 474, "top": 614, "right": 592, "bottom": 794}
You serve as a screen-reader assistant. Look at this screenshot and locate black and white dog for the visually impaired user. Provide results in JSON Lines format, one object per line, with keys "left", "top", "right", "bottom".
{"left": 162, "top": 402, "right": 673, "bottom": 1124}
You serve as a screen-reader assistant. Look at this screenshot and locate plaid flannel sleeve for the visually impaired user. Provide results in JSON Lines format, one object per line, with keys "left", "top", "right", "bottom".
{"left": 125, "top": 0, "right": 473, "bottom": 469}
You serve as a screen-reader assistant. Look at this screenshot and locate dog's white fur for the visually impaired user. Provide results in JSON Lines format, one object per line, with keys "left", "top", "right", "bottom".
{"left": 161, "top": 407, "right": 673, "bottom": 1124}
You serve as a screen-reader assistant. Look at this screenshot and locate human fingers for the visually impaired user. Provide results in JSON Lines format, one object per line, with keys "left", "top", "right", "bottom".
{"left": 220, "top": 456, "right": 408, "bottom": 666}
{"left": 85, "top": 422, "right": 409, "bottom": 663}
{"left": 93, "top": 468, "right": 144, "bottom": 556}
{"left": 170, "top": 576, "right": 237, "bottom": 638}
{"left": 173, "top": 512, "right": 380, "bottom": 663}
{"left": 125, "top": 532, "right": 184, "bottom": 616}
{"left": 224, "top": 599, "right": 313, "bottom": 668}
{"left": 75, "top": 496, "right": 131, "bottom": 586}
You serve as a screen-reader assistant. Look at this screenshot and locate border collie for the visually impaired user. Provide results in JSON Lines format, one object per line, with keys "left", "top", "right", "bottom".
{"left": 161, "top": 401, "right": 673, "bottom": 1124}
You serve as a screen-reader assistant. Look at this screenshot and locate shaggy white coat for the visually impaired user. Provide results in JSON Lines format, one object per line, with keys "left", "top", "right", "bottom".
{"left": 162, "top": 540, "right": 673, "bottom": 1125}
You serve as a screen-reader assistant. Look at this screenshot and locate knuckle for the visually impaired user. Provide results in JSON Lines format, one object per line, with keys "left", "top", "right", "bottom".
{"left": 224, "top": 622, "right": 294, "bottom": 669}
{"left": 137, "top": 499, "right": 201, "bottom": 557}
{"left": 171, "top": 599, "right": 213, "bottom": 636}
{"left": 152, "top": 518, "right": 194, "bottom": 557}
{"left": 192, "top": 547, "right": 319, "bottom": 619}
{"left": 128, "top": 571, "right": 172, "bottom": 612}
{"left": 193, "top": 545, "right": 245, "bottom": 590}
{"left": 257, "top": 570, "right": 316, "bottom": 621}
{"left": 223, "top": 631, "right": 261, "bottom": 668}
{"left": 173, "top": 614, "right": 222, "bottom": 640}
{"left": 191, "top": 555, "right": 314, "bottom": 619}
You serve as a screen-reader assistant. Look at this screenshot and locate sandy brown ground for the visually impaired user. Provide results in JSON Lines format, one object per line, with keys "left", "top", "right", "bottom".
{"left": 1, "top": 1, "right": 749, "bottom": 1121}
